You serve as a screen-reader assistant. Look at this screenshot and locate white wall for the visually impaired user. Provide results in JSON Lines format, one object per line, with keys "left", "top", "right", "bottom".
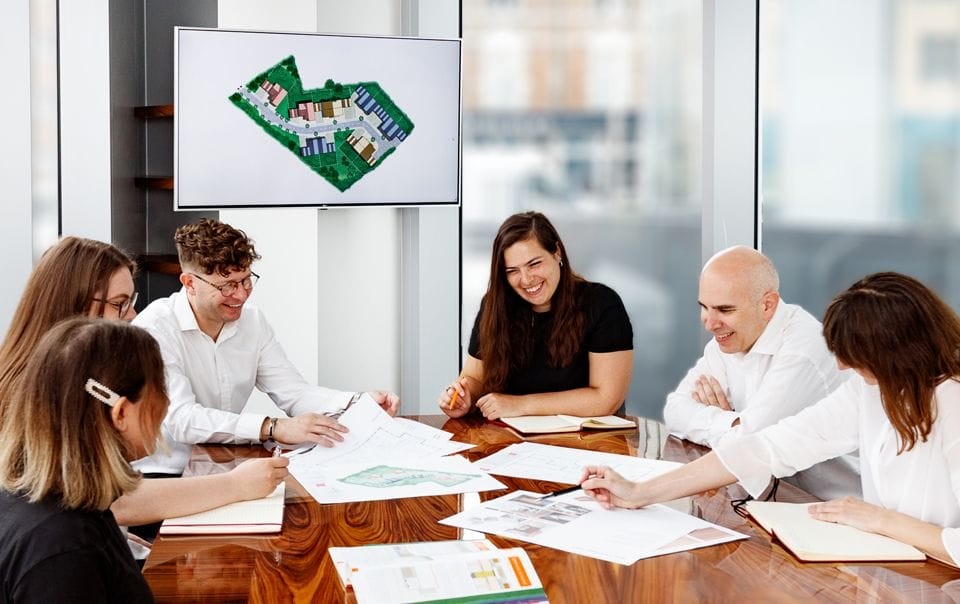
{"left": 0, "top": 2, "right": 34, "bottom": 337}
{"left": 219, "top": 0, "right": 458, "bottom": 414}
{"left": 59, "top": 0, "right": 113, "bottom": 242}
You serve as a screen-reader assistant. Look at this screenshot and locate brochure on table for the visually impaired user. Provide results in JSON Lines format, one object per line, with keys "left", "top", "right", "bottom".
{"left": 335, "top": 542, "right": 548, "bottom": 604}
{"left": 441, "top": 489, "right": 747, "bottom": 566}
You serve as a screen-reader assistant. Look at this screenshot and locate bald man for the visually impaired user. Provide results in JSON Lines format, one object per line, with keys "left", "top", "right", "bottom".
{"left": 663, "top": 246, "right": 859, "bottom": 499}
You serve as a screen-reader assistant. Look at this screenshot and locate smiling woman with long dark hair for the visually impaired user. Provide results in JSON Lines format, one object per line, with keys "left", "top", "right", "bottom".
{"left": 438, "top": 211, "right": 634, "bottom": 420}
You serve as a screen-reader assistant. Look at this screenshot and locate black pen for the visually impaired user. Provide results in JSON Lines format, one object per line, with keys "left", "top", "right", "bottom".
{"left": 541, "top": 484, "right": 582, "bottom": 500}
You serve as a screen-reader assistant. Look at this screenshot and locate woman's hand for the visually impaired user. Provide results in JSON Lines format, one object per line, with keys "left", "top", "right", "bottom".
{"left": 808, "top": 496, "right": 890, "bottom": 534}
{"left": 580, "top": 465, "right": 643, "bottom": 509}
{"left": 475, "top": 392, "right": 523, "bottom": 420}
{"left": 438, "top": 377, "right": 472, "bottom": 418}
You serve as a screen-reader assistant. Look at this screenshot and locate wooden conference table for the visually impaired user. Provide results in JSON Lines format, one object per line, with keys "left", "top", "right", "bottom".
{"left": 143, "top": 415, "right": 960, "bottom": 602}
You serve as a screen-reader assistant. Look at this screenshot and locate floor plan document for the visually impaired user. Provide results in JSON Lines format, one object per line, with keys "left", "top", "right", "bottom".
{"left": 292, "top": 455, "right": 505, "bottom": 504}
{"left": 472, "top": 441, "right": 681, "bottom": 485}
{"left": 441, "top": 490, "right": 747, "bottom": 565}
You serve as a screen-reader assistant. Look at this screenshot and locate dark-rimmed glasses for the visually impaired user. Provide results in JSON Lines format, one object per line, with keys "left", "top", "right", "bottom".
{"left": 93, "top": 291, "right": 139, "bottom": 319}
{"left": 190, "top": 272, "right": 260, "bottom": 297}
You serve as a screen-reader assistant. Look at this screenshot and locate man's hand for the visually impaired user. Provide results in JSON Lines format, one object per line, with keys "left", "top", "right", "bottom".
{"left": 272, "top": 413, "right": 348, "bottom": 446}
{"left": 227, "top": 457, "right": 290, "bottom": 500}
{"left": 368, "top": 390, "right": 400, "bottom": 416}
{"left": 690, "top": 375, "right": 732, "bottom": 410}
{"left": 475, "top": 392, "right": 522, "bottom": 420}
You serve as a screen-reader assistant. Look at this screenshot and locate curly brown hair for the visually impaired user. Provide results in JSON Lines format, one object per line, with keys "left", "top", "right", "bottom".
{"left": 175, "top": 219, "right": 261, "bottom": 277}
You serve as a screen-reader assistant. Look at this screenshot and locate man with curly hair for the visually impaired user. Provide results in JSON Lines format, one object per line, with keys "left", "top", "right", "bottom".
{"left": 133, "top": 219, "right": 399, "bottom": 475}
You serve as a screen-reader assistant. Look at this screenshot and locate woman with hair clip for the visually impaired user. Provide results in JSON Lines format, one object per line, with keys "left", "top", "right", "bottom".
{"left": 579, "top": 272, "right": 960, "bottom": 566}
{"left": 0, "top": 318, "right": 164, "bottom": 601}
{"left": 438, "top": 211, "right": 634, "bottom": 420}
{"left": 0, "top": 237, "right": 287, "bottom": 551}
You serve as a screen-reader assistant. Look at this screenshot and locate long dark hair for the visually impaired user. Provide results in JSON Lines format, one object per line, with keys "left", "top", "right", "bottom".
{"left": 823, "top": 272, "right": 960, "bottom": 453}
{"left": 479, "top": 212, "right": 585, "bottom": 393}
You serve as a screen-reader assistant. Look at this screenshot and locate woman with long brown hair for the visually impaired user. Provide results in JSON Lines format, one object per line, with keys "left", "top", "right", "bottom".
{"left": 579, "top": 272, "right": 960, "bottom": 565}
{"left": 439, "top": 211, "right": 634, "bottom": 420}
{"left": 0, "top": 237, "right": 287, "bottom": 547}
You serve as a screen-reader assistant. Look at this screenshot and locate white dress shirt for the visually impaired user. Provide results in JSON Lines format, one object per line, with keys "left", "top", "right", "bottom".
{"left": 132, "top": 289, "right": 352, "bottom": 474}
{"left": 715, "top": 375, "right": 960, "bottom": 566}
{"left": 663, "top": 301, "right": 860, "bottom": 499}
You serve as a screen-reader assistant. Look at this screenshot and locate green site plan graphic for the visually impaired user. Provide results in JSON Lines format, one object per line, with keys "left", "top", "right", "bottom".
{"left": 339, "top": 465, "right": 478, "bottom": 488}
{"left": 229, "top": 55, "right": 414, "bottom": 192}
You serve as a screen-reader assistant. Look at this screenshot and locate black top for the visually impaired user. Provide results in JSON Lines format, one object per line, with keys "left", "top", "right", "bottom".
{"left": 0, "top": 490, "right": 153, "bottom": 603}
{"left": 469, "top": 281, "right": 633, "bottom": 395}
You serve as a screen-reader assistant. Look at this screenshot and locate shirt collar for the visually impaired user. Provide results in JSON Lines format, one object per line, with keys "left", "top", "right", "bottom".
{"left": 173, "top": 287, "right": 201, "bottom": 333}
{"left": 745, "top": 298, "right": 789, "bottom": 358}
{"left": 173, "top": 287, "right": 240, "bottom": 341}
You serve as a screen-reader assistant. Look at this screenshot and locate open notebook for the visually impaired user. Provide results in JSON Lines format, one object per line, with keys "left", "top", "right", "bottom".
{"left": 500, "top": 414, "right": 636, "bottom": 434}
{"left": 159, "top": 483, "right": 285, "bottom": 535}
{"left": 745, "top": 501, "right": 925, "bottom": 562}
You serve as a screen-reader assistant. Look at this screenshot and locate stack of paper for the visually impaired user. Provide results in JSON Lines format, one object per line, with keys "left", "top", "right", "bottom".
{"left": 329, "top": 540, "right": 548, "bottom": 603}
{"left": 287, "top": 396, "right": 505, "bottom": 504}
{"left": 440, "top": 489, "right": 747, "bottom": 565}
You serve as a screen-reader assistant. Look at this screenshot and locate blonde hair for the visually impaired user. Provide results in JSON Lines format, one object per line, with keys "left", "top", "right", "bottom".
{"left": 0, "top": 318, "right": 167, "bottom": 510}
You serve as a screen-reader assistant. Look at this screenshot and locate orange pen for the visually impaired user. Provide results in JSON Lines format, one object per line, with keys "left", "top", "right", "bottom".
{"left": 448, "top": 386, "right": 460, "bottom": 409}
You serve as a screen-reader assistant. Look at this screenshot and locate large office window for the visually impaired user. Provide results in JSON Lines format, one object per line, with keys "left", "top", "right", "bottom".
{"left": 462, "top": 0, "right": 703, "bottom": 419}
{"left": 761, "top": 0, "right": 960, "bottom": 314}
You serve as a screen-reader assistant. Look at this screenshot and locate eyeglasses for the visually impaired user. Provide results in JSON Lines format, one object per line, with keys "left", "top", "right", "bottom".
{"left": 190, "top": 272, "right": 260, "bottom": 297}
{"left": 93, "top": 291, "right": 138, "bottom": 319}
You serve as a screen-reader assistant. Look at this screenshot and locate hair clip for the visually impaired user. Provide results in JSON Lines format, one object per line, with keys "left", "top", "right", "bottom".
{"left": 85, "top": 378, "right": 121, "bottom": 407}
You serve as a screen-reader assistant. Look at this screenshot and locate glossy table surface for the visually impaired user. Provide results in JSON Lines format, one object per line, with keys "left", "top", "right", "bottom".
{"left": 143, "top": 415, "right": 960, "bottom": 602}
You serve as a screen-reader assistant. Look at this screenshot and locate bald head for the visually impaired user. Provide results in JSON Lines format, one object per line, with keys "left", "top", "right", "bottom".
{"left": 698, "top": 246, "right": 781, "bottom": 354}
{"left": 702, "top": 246, "right": 779, "bottom": 300}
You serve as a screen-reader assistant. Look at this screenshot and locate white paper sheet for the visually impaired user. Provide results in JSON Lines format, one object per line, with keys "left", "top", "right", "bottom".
{"left": 328, "top": 539, "right": 496, "bottom": 586}
{"left": 291, "top": 455, "right": 506, "bottom": 504}
{"left": 472, "top": 441, "right": 682, "bottom": 485}
{"left": 440, "top": 490, "right": 747, "bottom": 565}
{"left": 286, "top": 397, "right": 474, "bottom": 468}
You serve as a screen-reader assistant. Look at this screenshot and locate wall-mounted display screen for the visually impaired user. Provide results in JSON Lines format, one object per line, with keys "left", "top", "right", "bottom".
{"left": 175, "top": 27, "right": 461, "bottom": 209}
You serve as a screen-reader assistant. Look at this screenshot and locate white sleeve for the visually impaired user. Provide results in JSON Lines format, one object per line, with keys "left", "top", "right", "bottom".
{"left": 663, "top": 350, "right": 737, "bottom": 446}
{"left": 253, "top": 312, "right": 352, "bottom": 416}
{"left": 939, "top": 392, "right": 960, "bottom": 566}
{"left": 715, "top": 376, "right": 862, "bottom": 498}
{"left": 733, "top": 352, "right": 837, "bottom": 434}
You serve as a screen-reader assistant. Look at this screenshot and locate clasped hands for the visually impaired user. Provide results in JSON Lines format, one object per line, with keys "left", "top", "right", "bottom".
{"left": 690, "top": 374, "right": 731, "bottom": 410}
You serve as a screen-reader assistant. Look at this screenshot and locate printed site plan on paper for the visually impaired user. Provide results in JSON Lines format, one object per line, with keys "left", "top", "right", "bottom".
{"left": 229, "top": 55, "right": 415, "bottom": 192}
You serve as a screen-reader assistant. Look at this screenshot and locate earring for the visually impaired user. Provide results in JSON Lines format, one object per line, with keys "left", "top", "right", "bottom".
{"left": 559, "top": 259, "right": 564, "bottom": 267}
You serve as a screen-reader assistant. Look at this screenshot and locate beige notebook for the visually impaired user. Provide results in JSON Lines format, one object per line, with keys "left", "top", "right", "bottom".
{"left": 500, "top": 414, "right": 635, "bottom": 435}
{"left": 745, "top": 501, "right": 925, "bottom": 562}
{"left": 159, "top": 483, "right": 285, "bottom": 535}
